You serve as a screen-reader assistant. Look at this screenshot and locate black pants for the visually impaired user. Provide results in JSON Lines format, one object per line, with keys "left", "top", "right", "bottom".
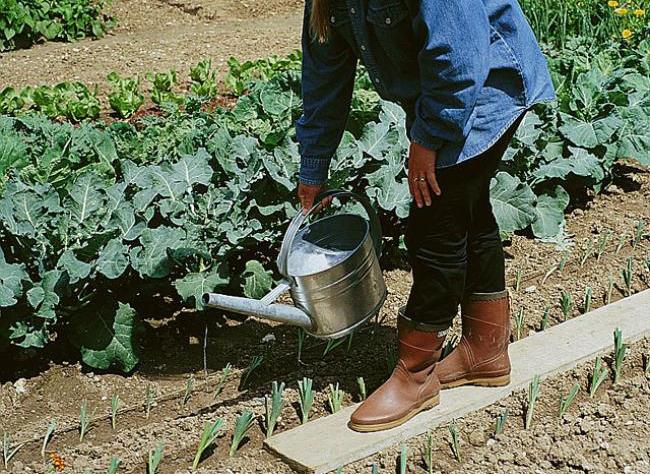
{"left": 404, "top": 113, "right": 525, "bottom": 331}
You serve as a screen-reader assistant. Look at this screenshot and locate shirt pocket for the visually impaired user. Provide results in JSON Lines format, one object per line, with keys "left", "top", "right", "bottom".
{"left": 366, "top": 0, "right": 418, "bottom": 67}
{"left": 329, "top": 5, "right": 356, "bottom": 48}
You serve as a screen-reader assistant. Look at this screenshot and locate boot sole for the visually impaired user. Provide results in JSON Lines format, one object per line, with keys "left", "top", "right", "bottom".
{"left": 440, "top": 373, "right": 511, "bottom": 389}
{"left": 347, "top": 394, "right": 440, "bottom": 433}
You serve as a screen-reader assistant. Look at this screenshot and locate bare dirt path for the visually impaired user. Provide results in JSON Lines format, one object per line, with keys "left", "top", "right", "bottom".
{"left": 0, "top": 0, "right": 303, "bottom": 89}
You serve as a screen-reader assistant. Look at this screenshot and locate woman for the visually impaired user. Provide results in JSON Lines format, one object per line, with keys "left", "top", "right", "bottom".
{"left": 296, "top": 0, "right": 555, "bottom": 432}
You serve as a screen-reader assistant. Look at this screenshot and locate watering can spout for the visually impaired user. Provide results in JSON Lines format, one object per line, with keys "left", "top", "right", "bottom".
{"left": 202, "top": 292, "right": 313, "bottom": 330}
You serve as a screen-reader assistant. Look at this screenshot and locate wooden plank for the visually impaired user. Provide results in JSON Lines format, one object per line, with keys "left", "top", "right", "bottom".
{"left": 264, "top": 289, "right": 650, "bottom": 473}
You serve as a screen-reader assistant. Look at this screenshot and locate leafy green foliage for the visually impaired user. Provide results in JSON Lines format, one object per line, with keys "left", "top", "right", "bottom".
{"left": 0, "top": 0, "right": 115, "bottom": 52}
{"left": 107, "top": 72, "right": 145, "bottom": 118}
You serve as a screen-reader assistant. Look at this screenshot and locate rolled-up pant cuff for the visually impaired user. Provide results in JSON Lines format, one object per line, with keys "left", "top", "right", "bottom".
{"left": 398, "top": 306, "right": 452, "bottom": 334}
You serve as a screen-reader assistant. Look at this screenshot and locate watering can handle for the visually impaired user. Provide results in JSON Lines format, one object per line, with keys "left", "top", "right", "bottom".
{"left": 277, "top": 189, "right": 382, "bottom": 278}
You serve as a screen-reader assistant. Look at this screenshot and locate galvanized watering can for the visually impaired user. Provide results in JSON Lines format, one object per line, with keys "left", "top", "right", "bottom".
{"left": 202, "top": 190, "right": 387, "bottom": 338}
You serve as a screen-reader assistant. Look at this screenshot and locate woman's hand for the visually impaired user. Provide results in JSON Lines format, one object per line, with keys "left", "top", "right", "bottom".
{"left": 298, "top": 182, "right": 327, "bottom": 214}
{"left": 408, "top": 142, "right": 442, "bottom": 207}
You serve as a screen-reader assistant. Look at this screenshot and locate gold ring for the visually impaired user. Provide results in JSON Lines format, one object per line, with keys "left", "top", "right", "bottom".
{"left": 413, "top": 176, "right": 426, "bottom": 182}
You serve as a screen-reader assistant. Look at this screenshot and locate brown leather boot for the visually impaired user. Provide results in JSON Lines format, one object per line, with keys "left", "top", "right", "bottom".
{"left": 434, "top": 290, "right": 511, "bottom": 389}
{"left": 348, "top": 310, "right": 446, "bottom": 432}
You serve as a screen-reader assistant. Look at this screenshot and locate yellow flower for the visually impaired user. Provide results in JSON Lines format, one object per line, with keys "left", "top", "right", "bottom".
{"left": 621, "top": 28, "right": 633, "bottom": 38}
{"left": 634, "top": 8, "right": 645, "bottom": 16}
{"left": 614, "top": 7, "right": 629, "bottom": 14}
{"left": 608, "top": 0, "right": 619, "bottom": 7}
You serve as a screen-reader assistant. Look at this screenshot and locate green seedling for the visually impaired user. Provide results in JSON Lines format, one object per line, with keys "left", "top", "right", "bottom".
{"left": 422, "top": 431, "right": 434, "bottom": 474}
{"left": 616, "top": 233, "right": 628, "bottom": 253}
{"left": 41, "top": 419, "right": 56, "bottom": 458}
{"left": 107, "top": 72, "right": 144, "bottom": 118}
{"left": 145, "top": 384, "right": 156, "bottom": 419}
{"left": 346, "top": 332, "right": 354, "bottom": 352}
{"left": 583, "top": 286, "right": 592, "bottom": 314}
{"left": 514, "top": 266, "right": 523, "bottom": 291}
{"left": 297, "top": 328, "right": 306, "bottom": 363}
{"left": 147, "top": 443, "right": 164, "bottom": 474}
{"left": 613, "top": 328, "right": 626, "bottom": 384}
{"left": 559, "top": 383, "right": 580, "bottom": 418}
{"left": 621, "top": 257, "right": 634, "bottom": 296}
{"left": 79, "top": 400, "right": 94, "bottom": 442}
{"left": 335, "top": 468, "right": 343, "bottom": 474}
{"left": 230, "top": 410, "right": 255, "bottom": 456}
{"left": 558, "top": 253, "right": 570, "bottom": 272}
{"left": 190, "top": 59, "right": 218, "bottom": 98}
{"left": 298, "top": 377, "right": 315, "bottom": 424}
{"left": 107, "top": 457, "right": 121, "bottom": 474}
{"left": 525, "top": 375, "right": 541, "bottom": 429}
{"left": 323, "top": 336, "right": 346, "bottom": 357}
{"left": 514, "top": 308, "right": 525, "bottom": 341}
{"left": 632, "top": 219, "right": 646, "bottom": 249}
{"left": 370, "top": 463, "right": 378, "bottom": 473}
{"left": 442, "top": 334, "right": 459, "bottom": 358}
{"left": 448, "top": 420, "right": 461, "bottom": 461}
{"left": 540, "top": 305, "right": 550, "bottom": 331}
{"left": 111, "top": 394, "right": 120, "bottom": 430}
{"left": 596, "top": 231, "right": 611, "bottom": 261}
{"left": 589, "top": 356, "right": 608, "bottom": 397}
{"left": 192, "top": 419, "right": 223, "bottom": 469}
{"left": 542, "top": 253, "right": 571, "bottom": 285}
{"left": 357, "top": 376, "right": 367, "bottom": 401}
{"left": 645, "top": 354, "right": 650, "bottom": 375}
{"left": 214, "top": 363, "right": 232, "bottom": 400}
{"left": 606, "top": 274, "right": 615, "bottom": 305}
{"left": 2, "top": 432, "right": 23, "bottom": 469}
{"left": 560, "top": 290, "right": 572, "bottom": 320}
{"left": 265, "top": 381, "right": 285, "bottom": 438}
{"left": 494, "top": 409, "right": 509, "bottom": 436}
{"left": 580, "top": 240, "right": 593, "bottom": 266}
{"left": 328, "top": 383, "right": 344, "bottom": 414}
{"left": 241, "top": 355, "right": 264, "bottom": 388}
{"left": 400, "top": 442, "right": 408, "bottom": 474}
{"left": 182, "top": 375, "right": 194, "bottom": 407}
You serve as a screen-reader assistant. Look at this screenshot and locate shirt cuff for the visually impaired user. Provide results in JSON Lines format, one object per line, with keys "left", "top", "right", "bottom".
{"left": 299, "top": 156, "right": 331, "bottom": 186}
{"left": 409, "top": 117, "right": 445, "bottom": 152}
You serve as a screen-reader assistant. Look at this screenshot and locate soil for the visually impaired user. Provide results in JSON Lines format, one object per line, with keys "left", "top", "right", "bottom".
{"left": 1, "top": 2, "right": 650, "bottom": 473}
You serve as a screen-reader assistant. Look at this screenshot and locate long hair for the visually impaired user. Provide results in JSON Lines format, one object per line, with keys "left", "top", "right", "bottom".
{"left": 310, "top": 0, "right": 331, "bottom": 43}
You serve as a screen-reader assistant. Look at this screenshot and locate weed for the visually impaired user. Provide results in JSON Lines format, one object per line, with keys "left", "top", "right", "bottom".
{"left": 616, "top": 233, "right": 628, "bottom": 253}
{"left": 525, "top": 375, "right": 541, "bottom": 429}
{"left": 580, "top": 240, "right": 593, "bottom": 266}
{"left": 560, "top": 290, "right": 573, "bottom": 320}
{"left": 514, "top": 308, "right": 525, "bottom": 340}
{"left": 2, "top": 432, "right": 23, "bottom": 469}
{"left": 107, "top": 457, "right": 121, "bottom": 474}
{"left": 613, "top": 328, "right": 626, "bottom": 384}
{"left": 589, "top": 356, "right": 608, "bottom": 397}
{"left": 182, "top": 375, "right": 194, "bottom": 407}
{"left": 323, "top": 337, "right": 346, "bottom": 357}
{"left": 297, "top": 328, "right": 306, "bottom": 363}
{"left": 298, "top": 377, "right": 315, "bottom": 424}
{"left": 514, "top": 266, "right": 523, "bottom": 291}
{"left": 559, "top": 383, "right": 580, "bottom": 418}
{"left": 448, "top": 420, "right": 461, "bottom": 461}
{"left": 494, "top": 409, "right": 509, "bottom": 436}
{"left": 596, "top": 231, "right": 611, "bottom": 261}
{"left": 147, "top": 444, "right": 164, "bottom": 474}
{"left": 241, "top": 355, "right": 264, "bottom": 388}
{"left": 328, "top": 383, "right": 344, "bottom": 414}
{"left": 442, "top": 334, "right": 459, "bottom": 358}
{"left": 606, "top": 274, "right": 615, "bottom": 305}
{"left": 230, "top": 410, "right": 255, "bottom": 456}
{"left": 621, "top": 257, "right": 634, "bottom": 296}
{"left": 192, "top": 419, "right": 223, "bottom": 469}
{"left": 583, "top": 286, "right": 592, "bottom": 314}
{"left": 79, "top": 400, "right": 94, "bottom": 442}
{"left": 357, "top": 376, "right": 367, "bottom": 401}
{"left": 41, "top": 419, "right": 56, "bottom": 458}
{"left": 400, "top": 442, "right": 408, "bottom": 473}
{"left": 214, "top": 363, "right": 232, "bottom": 400}
{"left": 542, "top": 253, "right": 570, "bottom": 285}
{"left": 265, "top": 381, "right": 285, "bottom": 438}
{"left": 110, "top": 394, "right": 120, "bottom": 430}
{"left": 422, "top": 431, "right": 434, "bottom": 474}
{"left": 632, "top": 219, "right": 646, "bottom": 249}
{"left": 540, "top": 305, "right": 550, "bottom": 331}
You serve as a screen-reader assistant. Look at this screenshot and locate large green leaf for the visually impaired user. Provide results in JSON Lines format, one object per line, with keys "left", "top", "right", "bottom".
{"left": 58, "top": 249, "right": 92, "bottom": 284}
{"left": 558, "top": 113, "right": 622, "bottom": 148}
{"left": 490, "top": 172, "right": 537, "bottom": 234}
{"left": 96, "top": 238, "right": 130, "bottom": 279}
{"left": 0, "top": 248, "right": 28, "bottom": 307}
{"left": 25, "top": 270, "right": 61, "bottom": 320}
{"left": 129, "top": 227, "right": 186, "bottom": 278}
{"left": 531, "top": 186, "right": 570, "bottom": 238}
{"left": 243, "top": 260, "right": 273, "bottom": 299}
{"left": 174, "top": 265, "right": 229, "bottom": 309}
{"left": 73, "top": 302, "right": 140, "bottom": 372}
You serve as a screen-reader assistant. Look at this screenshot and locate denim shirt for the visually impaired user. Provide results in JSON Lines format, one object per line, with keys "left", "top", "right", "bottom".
{"left": 296, "top": 0, "right": 556, "bottom": 185}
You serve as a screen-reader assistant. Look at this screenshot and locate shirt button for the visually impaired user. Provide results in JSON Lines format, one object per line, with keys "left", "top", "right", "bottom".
{"left": 361, "top": 44, "right": 366, "bottom": 51}
{"left": 330, "top": 15, "right": 336, "bottom": 23}
{"left": 385, "top": 17, "right": 392, "bottom": 24}
{"left": 350, "top": 7, "right": 356, "bottom": 14}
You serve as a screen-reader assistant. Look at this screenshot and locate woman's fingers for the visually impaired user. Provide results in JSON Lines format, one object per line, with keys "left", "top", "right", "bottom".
{"left": 427, "top": 171, "right": 442, "bottom": 197}
{"left": 419, "top": 180, "right": 432, "bottom": 207}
